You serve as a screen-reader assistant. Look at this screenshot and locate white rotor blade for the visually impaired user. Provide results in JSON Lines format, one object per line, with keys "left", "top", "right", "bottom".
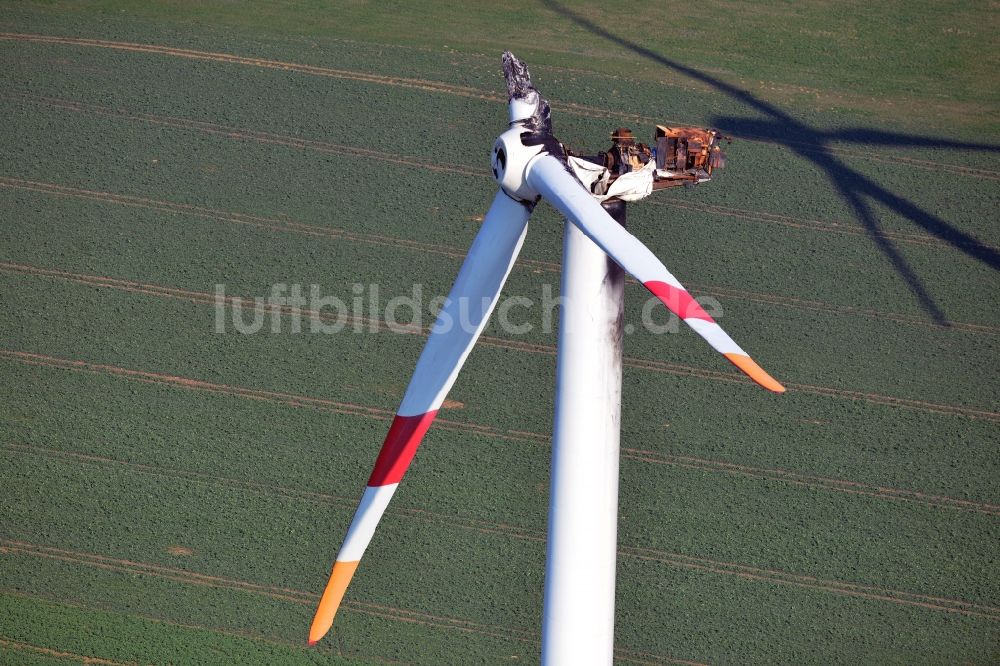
{"left": 308, "top": 190, "right": 531, "bottom": 645}
{"left": 527, "top": 153, "right": 784, "bottom": 393}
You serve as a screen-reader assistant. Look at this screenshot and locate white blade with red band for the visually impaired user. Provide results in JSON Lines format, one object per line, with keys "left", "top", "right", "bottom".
{"left": 308, "top": 190, "right": 532, "bottom": 645}
{"left": 526, "top": 153, "right": 784, "bottom": 393}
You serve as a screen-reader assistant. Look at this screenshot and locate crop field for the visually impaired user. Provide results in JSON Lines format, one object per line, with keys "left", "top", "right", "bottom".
{"left": 1, "top": 1, "right": 998, "bottom": 664}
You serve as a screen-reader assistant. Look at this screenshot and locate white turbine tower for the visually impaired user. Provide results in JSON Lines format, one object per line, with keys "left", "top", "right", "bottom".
{"left": 309, "top": 51, "right": 784, "bottom": 662}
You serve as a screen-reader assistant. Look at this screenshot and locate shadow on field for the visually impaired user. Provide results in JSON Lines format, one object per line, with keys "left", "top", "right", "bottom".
{"left": 542, "top": 0, "right": 1000, "bottom": 326}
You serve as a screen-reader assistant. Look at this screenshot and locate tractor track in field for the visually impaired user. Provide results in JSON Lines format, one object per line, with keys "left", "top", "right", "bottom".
{"left": 0, "top": 245, "right": 990, "bottom": 407}
{"left": 0, "top": 541, "right": 698, "bottom": 665}
{"left": 4, "top": 263, "right": 1000, "bottom": 422}
{"left": 3, "top": 33, "right": 998, "bottom": 182}
{"left": 3, "top": 474, "right": 999, "bottom": 624}
{"left": 0, "top": 590, "right": 408, "bottom": 665}
{"left": 0, "top": 546, "right": 527, "bottom": 648}
{"left": 645, "top": 198, "right": 999, "bottom": 251}
{"left": 4, "top": 261, "right": 1000, "bottom": 421}
{"left": 3, "top": 176, "right": 997, "bottom": 336}
{"left": 5, "top": 93, "right": 477, "bottom": 177}
{"left": 6, "top": 92, "right": 997, "bottom": 256}
{"left": 0, "top": 637, "right": 133, "bottom": 666}
{"left": 3, "top": 350, "right": 999, "bottom": 516}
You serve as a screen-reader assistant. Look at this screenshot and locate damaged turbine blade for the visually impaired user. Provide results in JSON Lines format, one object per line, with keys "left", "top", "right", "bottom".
{"left": 501, "top": 50, "right": 552, "bottom": 134}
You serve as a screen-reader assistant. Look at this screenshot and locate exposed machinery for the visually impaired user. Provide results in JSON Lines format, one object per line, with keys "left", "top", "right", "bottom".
{"left": 594, "top": 125, "right": 727, "bottom": 179}
{"left": 563, "top": 125, "right": 729, "bottom": 203}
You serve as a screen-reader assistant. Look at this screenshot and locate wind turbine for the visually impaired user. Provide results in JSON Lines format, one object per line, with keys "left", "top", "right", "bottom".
{"left": 308, "top": 51, "right": 784, "bottom": 660}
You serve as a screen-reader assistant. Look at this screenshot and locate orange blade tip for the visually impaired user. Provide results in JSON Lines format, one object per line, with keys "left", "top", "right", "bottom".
{"left": 308, "top": 560, "right": 360, "bottom": 645}
{"left": 724, "top": 353, "right": 786, "bottom": 393}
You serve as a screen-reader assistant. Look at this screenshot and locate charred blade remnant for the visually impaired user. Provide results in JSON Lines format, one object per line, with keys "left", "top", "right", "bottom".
{"left": 502, "top": 50, "right": 552, "bottom": 135}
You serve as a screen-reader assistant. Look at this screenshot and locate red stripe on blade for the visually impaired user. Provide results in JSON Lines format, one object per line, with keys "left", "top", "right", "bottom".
{"left": 644, "top": 281, "right": 714, "bottom": 322}
{"left": 367, "top": 411, "right": 439, "bottom": 486}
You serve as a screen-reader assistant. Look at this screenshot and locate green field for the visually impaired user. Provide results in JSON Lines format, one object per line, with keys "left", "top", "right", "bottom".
{"left": 1, "top": 1, "right": 998, "bottom": 663}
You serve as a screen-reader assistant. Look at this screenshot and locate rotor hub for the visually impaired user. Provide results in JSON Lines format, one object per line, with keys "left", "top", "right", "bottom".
{"left": 492, "top": 127, "right": 547, "bottom": 203}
